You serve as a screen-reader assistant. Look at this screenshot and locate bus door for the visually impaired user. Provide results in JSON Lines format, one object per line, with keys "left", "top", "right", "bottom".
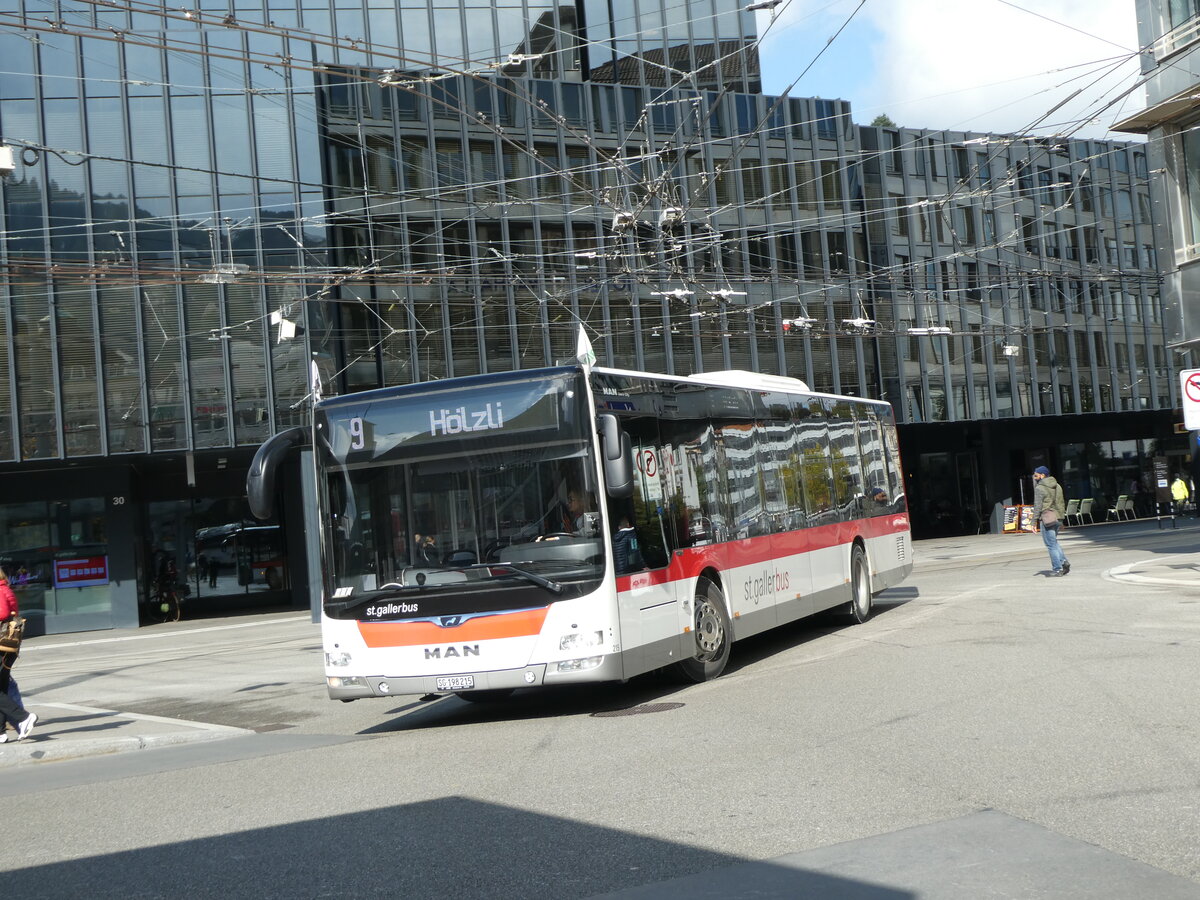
{"left": 610, "top": 414, "right": 681, "bottom": 676}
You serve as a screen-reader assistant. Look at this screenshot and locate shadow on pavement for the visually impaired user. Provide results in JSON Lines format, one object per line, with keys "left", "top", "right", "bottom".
{"left": 3, "top": 797, "right": 913, "bottom": 900}
{"left": 365, "top": 587, "right": 919, "bottom": 734}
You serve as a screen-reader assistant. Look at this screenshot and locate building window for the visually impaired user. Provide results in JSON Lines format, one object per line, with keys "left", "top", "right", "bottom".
{"left": 815, "top": 99, "right": 837, "bottom": 140}
{"left": 1169, "top": 0, "right": 1200, "bottom": 29}
{"left": 734, "top": 95, "right": 757, "bottom": 135}
{"left": 976, "top": 153, "right": 991, "bottom": 185}
{"left": 820, "top": 160, "right": 842, "bottom": 207}
{"left": 0, "top": 498, "right": 111, "bottom": 625}
{"left": 886, "top": 131, "right": 903, "bottom": 174}
{"left": 787, "top": 98, "right": 808, "bottom": 139}
{"left": 891, "top": 193, "right": 908, "bottom": 236}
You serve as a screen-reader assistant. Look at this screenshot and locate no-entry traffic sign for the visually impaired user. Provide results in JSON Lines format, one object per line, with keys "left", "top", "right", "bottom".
{"left": 1182, "top": 368, "right": 1200, "bottom": 430}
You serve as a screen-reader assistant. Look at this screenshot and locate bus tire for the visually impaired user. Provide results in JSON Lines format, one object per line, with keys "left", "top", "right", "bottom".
{"left": 455, "top": 689, "right": 515, "bottom": 703}
{"left": 674, "top": 576, "right": 731, "bottom": 683}
{"left": 845, "top": 543, "right": 873, "bottom": 624}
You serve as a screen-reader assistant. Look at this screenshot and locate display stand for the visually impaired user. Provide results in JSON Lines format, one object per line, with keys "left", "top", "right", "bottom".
{"left": 1002, "top": 505, "right": 1036, "bottom": 534}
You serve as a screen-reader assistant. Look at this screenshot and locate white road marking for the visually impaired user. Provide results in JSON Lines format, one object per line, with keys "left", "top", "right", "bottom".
{"left": 21, "top": 615, "right": 312, "bottom": 654}
{"left": 1102, "top": 555, "right": 1200, "bottom": 587}
{"left": 30, "top": 701, "right": 252, "bottom": 734}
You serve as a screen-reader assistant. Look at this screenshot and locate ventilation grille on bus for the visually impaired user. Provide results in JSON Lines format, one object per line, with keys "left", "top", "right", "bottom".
{"left": 896, "top": 536, "right": 906, "bottom": 561}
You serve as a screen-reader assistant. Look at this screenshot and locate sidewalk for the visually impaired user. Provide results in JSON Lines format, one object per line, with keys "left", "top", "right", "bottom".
{"left": 912, "top": 513, "right": 1199, "bottom": 572}
{"left": 0, "top": 701, "right": 252, "bottom": 768}
{"left": 2, "top": 515, "right": 1197, "bottom": 768}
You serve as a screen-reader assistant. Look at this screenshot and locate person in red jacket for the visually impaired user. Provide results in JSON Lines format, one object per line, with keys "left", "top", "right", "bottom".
{"left": 0, "top": 568, "right": 36, "bottom": 742}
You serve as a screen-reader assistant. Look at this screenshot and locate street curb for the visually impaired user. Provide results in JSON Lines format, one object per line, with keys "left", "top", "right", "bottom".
{"left": 0, "top": 701, "right": 255, "bottom": 768}
{"left": 0, "top": 728, "right": 239, "bottom": 768}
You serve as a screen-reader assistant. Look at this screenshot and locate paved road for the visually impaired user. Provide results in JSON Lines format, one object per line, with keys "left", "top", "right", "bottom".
{"left": 3, "top": 518, "right": 1199, "bottom": 898}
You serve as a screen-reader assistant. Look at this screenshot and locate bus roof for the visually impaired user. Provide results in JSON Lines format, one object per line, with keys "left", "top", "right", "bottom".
{"left": 591, "top": 366, "right": 891, "bottom": 407}
{"left": 313, "top": 364, "right": 890, "bottom": 410}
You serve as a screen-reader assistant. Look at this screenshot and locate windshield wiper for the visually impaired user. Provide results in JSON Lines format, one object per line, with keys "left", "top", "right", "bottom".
{"left": 383, "top": 564, "right": 563, "bottom": 594}
{"left": 324, "top": 564, "right": 565, "bottom": 615}
{"left": 456, "top": 563, "right": 564, "bottom": 594}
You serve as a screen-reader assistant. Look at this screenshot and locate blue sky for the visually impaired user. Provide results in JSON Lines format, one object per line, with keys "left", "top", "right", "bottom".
{"left": 757, "top": 0, "right": 1144, "bottom": 139}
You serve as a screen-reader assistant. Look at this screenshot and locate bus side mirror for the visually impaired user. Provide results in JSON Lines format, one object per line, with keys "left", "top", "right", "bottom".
{"left": 246, "top": 426, "right": 308, "bottom": 520}
{"left": 598, "top": 414, "right": 634, "bottom": 499}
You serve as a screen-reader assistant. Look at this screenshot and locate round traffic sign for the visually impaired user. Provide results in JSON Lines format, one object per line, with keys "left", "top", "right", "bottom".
{"left": 1187, "top": 373, "right": 1200, "bottom": 403}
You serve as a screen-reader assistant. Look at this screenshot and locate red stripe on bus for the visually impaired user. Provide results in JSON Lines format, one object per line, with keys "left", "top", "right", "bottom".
{"left": 615, "top": 513, "right": 909, "bottom": 591}
{"left": 357, "top": 606, "right": 550, "bottom": 647}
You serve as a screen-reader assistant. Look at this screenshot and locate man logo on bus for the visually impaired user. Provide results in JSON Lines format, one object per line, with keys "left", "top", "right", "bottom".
{"left": 424, "top": 645, "right": 480, "bottom": 659}
{"left": 429, "top": 402, "right": 504, "bottom": 436}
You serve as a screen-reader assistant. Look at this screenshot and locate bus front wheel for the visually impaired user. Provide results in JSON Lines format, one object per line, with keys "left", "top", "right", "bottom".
{"left": 674, "top": 577, "right": 731, "bottom": 683}
{"left": 845, "top": 543, "right": 873, "bottom": 624}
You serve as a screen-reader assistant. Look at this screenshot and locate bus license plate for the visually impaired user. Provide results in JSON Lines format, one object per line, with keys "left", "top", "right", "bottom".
{"left": 437, "top": 675, "right": 474, "bottom": 691}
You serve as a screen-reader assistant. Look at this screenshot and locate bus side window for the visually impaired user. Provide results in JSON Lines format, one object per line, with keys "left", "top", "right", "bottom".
{"left": 880, "top": 420, "right": 908, "bottom": 513}
{"left": 857, "top": 414, "right": 889, "bottom": 516}
{"left": 660, "top": 415, "right": 731, "bottom": 547}
{"left": 828, "top": 401, "right": 863, "bottom": 519}
{"left": 797, "top": 400, "right": 834, "bottom": 524}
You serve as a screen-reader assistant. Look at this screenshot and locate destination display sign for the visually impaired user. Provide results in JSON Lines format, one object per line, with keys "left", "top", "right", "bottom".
{"left": 321, "top": 376, "right": 569, "bottom": 463}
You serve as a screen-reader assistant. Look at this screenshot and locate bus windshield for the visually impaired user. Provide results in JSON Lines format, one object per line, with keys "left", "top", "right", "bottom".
{"left": 315, "top": 370, "right": 605, "bottom": 616}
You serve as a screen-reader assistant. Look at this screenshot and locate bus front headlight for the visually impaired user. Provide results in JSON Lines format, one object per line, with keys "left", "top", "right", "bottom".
{"left": 556, "top": 656, "right": 604, "bottom": 672}
{"left": 559, "top": 630, "right": 604, "bottom": 652}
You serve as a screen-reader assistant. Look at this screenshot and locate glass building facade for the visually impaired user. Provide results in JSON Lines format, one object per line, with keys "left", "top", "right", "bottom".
{"left": 0, "top": 0, "right": 1180, "bottom": 631}
{"left": 1119, "top": 2, "right": 1200, "bottom": 352}
{"left": 1115, "top": 0, "right": 1200, "bottom": 506}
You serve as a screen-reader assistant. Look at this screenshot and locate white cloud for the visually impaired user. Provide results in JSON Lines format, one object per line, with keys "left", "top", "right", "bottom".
{"left": 761, "top": 0, "right": 1145, "bottom": 138}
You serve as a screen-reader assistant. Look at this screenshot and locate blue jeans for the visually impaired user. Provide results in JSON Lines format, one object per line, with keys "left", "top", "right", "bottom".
{"left": 1042, "top": 522, "right": 1067, "bottom": 572}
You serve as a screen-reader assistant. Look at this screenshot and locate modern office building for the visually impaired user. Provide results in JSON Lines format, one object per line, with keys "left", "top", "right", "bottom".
{"left": 1116, "top": 0, "right": 1200, "bottom": 491}
{"left": 0, "top": 0, "right": 1179, "bottom": 634}
{"left": 1118, "top": 0, "right": 1200, "bottom": 351}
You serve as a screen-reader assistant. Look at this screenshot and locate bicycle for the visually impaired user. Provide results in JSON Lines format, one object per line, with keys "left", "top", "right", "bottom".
{"left": 149, "top": 580, "right": 183, "bottom": 624}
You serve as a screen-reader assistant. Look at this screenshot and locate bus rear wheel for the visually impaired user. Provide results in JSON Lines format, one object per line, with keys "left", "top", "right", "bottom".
{"left": 845, "top": 544, "right": 873, "bottom": 624}
{"left": 674, "top": 576, "right": 731, "bottom": 683}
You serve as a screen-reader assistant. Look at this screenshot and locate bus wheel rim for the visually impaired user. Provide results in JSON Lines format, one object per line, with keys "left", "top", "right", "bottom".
{"left": 695, "top": 598, "right": 724, "bottom": 657}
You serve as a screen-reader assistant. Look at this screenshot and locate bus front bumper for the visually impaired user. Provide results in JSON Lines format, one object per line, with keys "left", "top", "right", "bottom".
{"left": 326, "top": 653, "right": 623, "bottom": 700}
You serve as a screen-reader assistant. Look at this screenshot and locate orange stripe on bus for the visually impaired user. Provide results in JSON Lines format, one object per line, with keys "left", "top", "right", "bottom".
{"left": 357, "top": 607, "right": 550, "bottom": 648}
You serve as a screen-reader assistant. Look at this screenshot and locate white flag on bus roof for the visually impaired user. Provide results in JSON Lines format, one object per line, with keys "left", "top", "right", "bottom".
{"left": 310, "top": 359, "right": 323, "bottom": 404}
{"left": 576, "top": 323, "right": 596, "bottom": 370}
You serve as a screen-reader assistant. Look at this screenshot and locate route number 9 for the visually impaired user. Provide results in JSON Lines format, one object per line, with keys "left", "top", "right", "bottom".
{"left": 349, "top": 417, "right": 365, "bottom": 450}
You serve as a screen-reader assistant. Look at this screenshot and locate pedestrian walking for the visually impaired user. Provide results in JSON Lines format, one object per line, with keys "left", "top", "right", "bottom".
{"left": 1032, "top": 466, "right": 1070, "bottom": 577}
{"left": 1171, "top": 474, "right": 1191, "bottom": 517}
{"left": 0, "top": 568, "right": 36, "bottom": 742}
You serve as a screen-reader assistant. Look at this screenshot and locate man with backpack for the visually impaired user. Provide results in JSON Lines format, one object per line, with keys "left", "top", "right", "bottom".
{"left": 1032, "top": 466, "right": 1070, "bottom": 577}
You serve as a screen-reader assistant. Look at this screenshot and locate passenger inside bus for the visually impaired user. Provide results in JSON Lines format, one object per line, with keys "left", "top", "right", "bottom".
{"left": 413, "top": 533, "right": 437, "bottom": 564}
{"left": 611, "top": 516, "right": 644, "bottom": 575}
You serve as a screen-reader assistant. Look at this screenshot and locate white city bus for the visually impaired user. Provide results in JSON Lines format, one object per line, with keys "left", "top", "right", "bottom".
{"left": 247, "top": 365, "right": 912, "bottom": 702}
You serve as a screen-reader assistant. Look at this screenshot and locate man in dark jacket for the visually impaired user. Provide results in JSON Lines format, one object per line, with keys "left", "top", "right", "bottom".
{"left": 1032, "top": 466, "right": 1070, "bottom": 576}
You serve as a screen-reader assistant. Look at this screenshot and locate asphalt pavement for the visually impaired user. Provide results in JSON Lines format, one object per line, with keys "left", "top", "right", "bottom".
{"left": 3, "top": 514, "right": 1197, "bottom": 768}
